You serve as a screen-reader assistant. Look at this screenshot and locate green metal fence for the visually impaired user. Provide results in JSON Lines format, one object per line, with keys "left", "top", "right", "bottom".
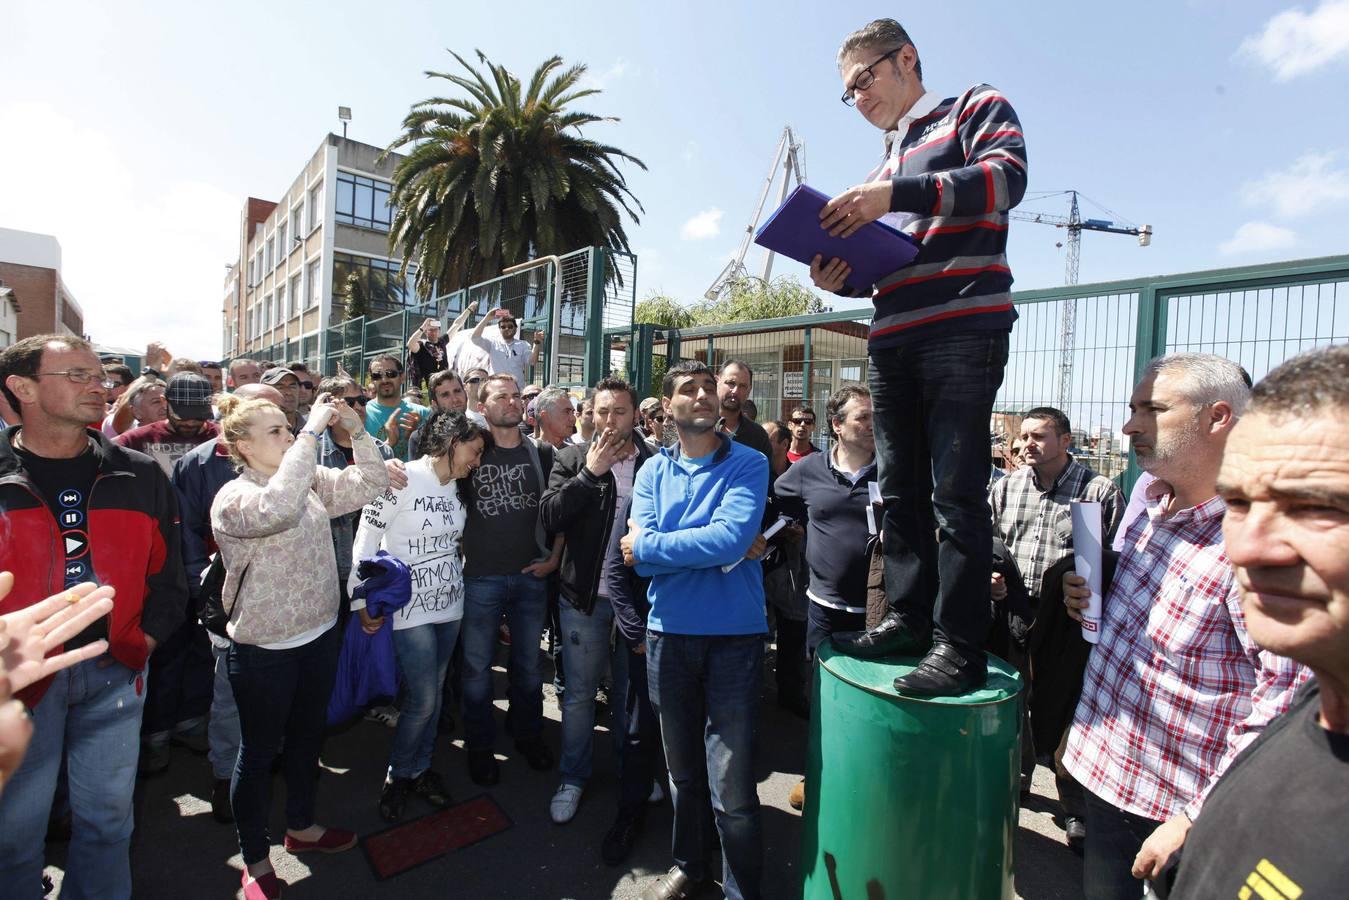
{"left": 612, "top": 253, "right": 1349, "bottom": 487}
{"left": 320, "top": 246, "right": 635, "bottom": 390}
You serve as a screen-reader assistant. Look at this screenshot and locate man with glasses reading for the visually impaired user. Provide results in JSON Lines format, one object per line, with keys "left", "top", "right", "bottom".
{"left": 819, "top": 19, "right": 1029, "bottom": 696}
{"left": 786, "top": 407, "right": 819, "bottom": 463}
{"left": 364, "top": 355, "right": 427, "bottom": 461}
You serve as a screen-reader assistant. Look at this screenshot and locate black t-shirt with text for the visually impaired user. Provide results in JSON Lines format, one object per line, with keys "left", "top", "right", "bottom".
{"left": 1168, "top": 681, "right": 1348, "bottom": 899}
{"left": 15, "top": 442, "right": 104, "bottom": 647}
{"left": 464, "top": 442, "right": 542, "bottom": 577}
{"left": 411, "top": 334, "right": 451, "bottom": 381}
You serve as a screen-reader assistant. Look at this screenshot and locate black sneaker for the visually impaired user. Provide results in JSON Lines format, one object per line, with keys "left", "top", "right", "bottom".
{"left": 379, "top": 776, "right": 413, "bottom": 822}
{"left": 411, "top": 770, "right": 452, "bottom": 808}
{"left": 601, "top": 813, "right": 643, "bottom": 865}
{"left": 211, "top": 778, "right": 234, "bottom": 824}
{"left": 467, "top": 749, "right": 500, "bottom": 786}
{"left": 514, "top": 737, "right": 554, "bottom": 771}
{"left": 138, "top": 742, "right": 171, "bottom": 777}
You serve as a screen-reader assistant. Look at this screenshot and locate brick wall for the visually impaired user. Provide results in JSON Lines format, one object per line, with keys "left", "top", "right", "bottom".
{"left": 0, "top": 261, "right": 60, "bottom": 341}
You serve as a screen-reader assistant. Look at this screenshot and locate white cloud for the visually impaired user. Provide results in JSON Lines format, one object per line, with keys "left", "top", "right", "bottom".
{"left": 1241, "top": 151, "right": 1349, "bottom": 218}
{"left": 0, "top": 102, "right": 239, "bottom": 357}
{"left": 680, "top": 208, "right": 724, "bottom": 241}
{"left": 1219, "top": 221, "right": 1297, "bottom": 255}
{"left": 1239, "top": 1, "right": 1349, "bottom": 80}
{"left": 583, "top": 58, "right": 635, "bottom": 90}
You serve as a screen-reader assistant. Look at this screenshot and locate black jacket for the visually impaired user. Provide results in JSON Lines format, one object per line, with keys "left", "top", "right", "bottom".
{"left": 540, "top": 438, "right": 653, "bottom": 614}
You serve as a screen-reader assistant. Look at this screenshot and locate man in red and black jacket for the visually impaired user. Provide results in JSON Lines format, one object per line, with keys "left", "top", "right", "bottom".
{"left": 0, "top": 333, "right": 186, "bottom": 900}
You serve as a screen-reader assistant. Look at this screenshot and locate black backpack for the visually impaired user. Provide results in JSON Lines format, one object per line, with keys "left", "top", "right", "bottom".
{"left": 198, "top": 553, "right": 248, "bottom": 639}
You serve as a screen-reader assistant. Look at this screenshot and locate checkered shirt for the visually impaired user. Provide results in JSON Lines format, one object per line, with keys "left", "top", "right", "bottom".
{"left": 1063, "top": 485, "right": 1310, "bottom": 823}
{"left": 989, "top": 459, "right": 1123, "bottom": 600}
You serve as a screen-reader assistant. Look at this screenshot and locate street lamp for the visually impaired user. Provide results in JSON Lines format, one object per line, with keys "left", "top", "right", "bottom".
{"left": 338, "top": 106, "right": 351, "bottom": 139}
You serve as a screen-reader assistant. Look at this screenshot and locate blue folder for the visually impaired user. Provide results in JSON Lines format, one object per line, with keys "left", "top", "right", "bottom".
{"left": 753, "top": 184, "right": 920, "bottom": 294}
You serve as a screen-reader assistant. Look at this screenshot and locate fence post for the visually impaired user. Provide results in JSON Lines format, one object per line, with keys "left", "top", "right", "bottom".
{"left": 630, "top": 323, "right": 655, "bottom": 398}
{"left": 585, "top": 248, "right": 608, "bottom": 385}
{"left": 802, "top": 325, "right": 813, "bottom": 408}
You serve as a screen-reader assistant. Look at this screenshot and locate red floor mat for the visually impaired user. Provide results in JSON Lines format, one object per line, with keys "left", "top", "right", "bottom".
{"left": 360, "top": 794, "right": 513, "bottom": 880}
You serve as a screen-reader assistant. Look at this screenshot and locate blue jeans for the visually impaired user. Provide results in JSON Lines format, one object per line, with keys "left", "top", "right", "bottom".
{"left": 227, "top": 625, "right": 341, "bottom": 865}
{"left": 558, "top": 601, "right": 628, "bottom": 787}
{"left": 390, "top": 618, "right": 462, "bottom": 778}
{"left": 869, "top": 330, "right": 1009, "bottom": 657}
{"left": 618, "top": 639, "right": 664, "bottom": 819}
{"left": 208, "top": 638, "right": 241, "bottom": 780}
{"left": 647, "top": 632, "right": 764, "bottom": 900}
{"left": 1083, "top": 791, "right": 1162, "bottom": 900}
{"left": 0, "top": 657, "right": 145, "bottom": 900}
{"left": 461, "top": 574, "right": 548, "bottom": 750}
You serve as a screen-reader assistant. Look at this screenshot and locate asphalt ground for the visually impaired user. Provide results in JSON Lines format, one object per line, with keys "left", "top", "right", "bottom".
{"left": 42, "top": 642, "right": 1084, "bottom": 899}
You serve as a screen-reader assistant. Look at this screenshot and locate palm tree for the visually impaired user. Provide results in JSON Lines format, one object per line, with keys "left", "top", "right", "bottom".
{"left": 384, "top": 50, "right": 646, "bottom": 298}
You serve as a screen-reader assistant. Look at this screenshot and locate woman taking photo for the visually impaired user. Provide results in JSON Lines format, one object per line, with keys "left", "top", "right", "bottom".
{"left": 211, "top": 392, "right": 388, "bottom": 900}
{"left": 349, "top": 410, "right": 485, "bottom": 821}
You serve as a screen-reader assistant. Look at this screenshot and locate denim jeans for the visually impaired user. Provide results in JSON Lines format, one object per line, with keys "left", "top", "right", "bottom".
{"left": 208, "top": 637, "right": 241, "bottom": 780}
{"left": 647, "top": 632, "right": 764, "bottom": 900}
{"left": 869, "top": 330, "right": 1009, "bottom": 658}
{"left": 461, "top": 574, "right": 548, "bottom": 750}
{"left": 617, "top": 639, "right": 664, "bottom": 820}
{"left": 141, "top": 614, "right": 214, "bottom": 745}
{"left": 0, "top": 657, "right": 145, "bottom": 900}
{"left": 390, "top": 618, "right": 462, "bottom": 778}
{"left": 1083, "top": 791, "right": 1162, "bottom": 900}
{"left": 227, "top": 624, "right": 341, "bottom": 865}
{"left": 558, "top": 601, "right": 628, "bottom": 787}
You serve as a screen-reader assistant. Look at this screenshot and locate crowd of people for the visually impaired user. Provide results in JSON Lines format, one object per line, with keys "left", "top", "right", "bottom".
{"left": 1, "top": 15, "right": 1346, "bottom": 900}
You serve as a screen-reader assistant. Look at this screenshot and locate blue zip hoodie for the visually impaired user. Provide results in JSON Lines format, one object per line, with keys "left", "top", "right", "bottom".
{"left": 631, "top": 433, "right": 768, "bottom": 636}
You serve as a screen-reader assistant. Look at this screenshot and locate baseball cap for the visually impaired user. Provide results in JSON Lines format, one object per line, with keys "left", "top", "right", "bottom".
{"left": 639, "top": 397, "right": 661, "bottom": 414}
{"left": 165, "top": 372, "right": 214, "bottom": 420}
{"left": 260, "top": 366, "right": 299, "bottom": 386}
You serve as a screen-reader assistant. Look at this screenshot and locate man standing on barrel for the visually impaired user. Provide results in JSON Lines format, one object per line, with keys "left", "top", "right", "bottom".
{"left": 818, "top": 19, "right": 1028, "bottom": 696}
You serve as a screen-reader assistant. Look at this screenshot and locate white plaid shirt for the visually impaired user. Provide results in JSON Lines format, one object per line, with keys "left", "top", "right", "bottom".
{"left": 1063, "top": 483, "right": 1310, "bottom": 822}
{"left": 989, "top": 458, "right": 1123, "bottom": 599}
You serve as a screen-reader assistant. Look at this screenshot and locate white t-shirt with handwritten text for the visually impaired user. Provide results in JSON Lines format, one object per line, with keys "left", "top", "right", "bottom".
{"left": 348, "top": 456, "right": 466, "bottom": 630}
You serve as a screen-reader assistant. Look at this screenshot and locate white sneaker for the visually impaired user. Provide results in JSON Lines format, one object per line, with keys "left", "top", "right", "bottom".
{"left": 550, "top": 784, "right": 583, "bottom": 824}
{"left": 647, "top": 780, "right": 665, "bottom": 804}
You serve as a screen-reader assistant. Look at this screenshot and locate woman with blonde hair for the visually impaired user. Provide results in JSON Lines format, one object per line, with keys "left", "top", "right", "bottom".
{"left": 210, "top": 391, "right": 388, "bottom": 900}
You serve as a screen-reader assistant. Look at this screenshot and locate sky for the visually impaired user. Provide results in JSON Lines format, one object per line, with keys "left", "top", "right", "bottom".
{"left": 2, "top": 0, "right": 1348, "bottom": 358}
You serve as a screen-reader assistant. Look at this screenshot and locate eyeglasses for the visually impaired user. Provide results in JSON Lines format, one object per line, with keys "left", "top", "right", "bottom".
{"left": 841, "top": 48, "right": 902, "bottom": 106}
{"left": 790, "top": 418, "right": 815, "bottom": 426}
{"left": 342, "top": 396, "right": 367, "bottom": 407}
{"left": 33, "top": 371, "right": 118, "bottom": 390}
{"left": 370, "top": 370, "right": 402, "bottom": 380}
{"left": 299, "top": 381, "right": 314, "bottom": 390}
{"left": 649, "top": 414, "right": 666, "bottom": 423}
{"left": 464, "top": 377, "right": 483, "bottom": 384}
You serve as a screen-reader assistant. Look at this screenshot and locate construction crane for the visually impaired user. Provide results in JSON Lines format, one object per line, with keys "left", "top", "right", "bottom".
{"left": 704, "top": 126, "right": 806, "bottom": 300}
{"left": 1009, "top": 191, "right": 1153, "bottom": 407}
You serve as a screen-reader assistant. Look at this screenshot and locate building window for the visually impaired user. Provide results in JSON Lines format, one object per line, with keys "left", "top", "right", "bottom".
{"left": 307, "top": 182, "right": 322, "bottom": 233}
{"left": 335, "top": 172, "right": 393, "bottom": 231}
{"left": 307, "top": 260, "right": 321, "bottom": 309}
{"left": 264, "top": 294, "right": 274, "bottom": 331}
{"left": 246, "top": 259, "right": 254, "bottom": 286}
{"left": 290, "top": 273, "right": 302, "bottom": 319}
{"left": 291, "top": 203, "right": 303, "bottom": 243}
{"left": 276, "top": 283, "right": 287, "bottom": 322}
{"left": 254, "top": 250, "right": 263, "bottom": 285}
{"left": 278, "top": 220, "right": 288, "bottom": 259}
{"left": 265, "top": 238, "right": 275, "bottom": 271}
{"left": 332, "top": 252, "right": 418, "bottom": 313}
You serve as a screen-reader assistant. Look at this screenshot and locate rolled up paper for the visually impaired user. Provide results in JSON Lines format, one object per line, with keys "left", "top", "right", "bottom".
{"left": 1070, "top": 500, "right": 1104, "bottom": 645}
{"left": 722, "top": 516, "right": 791, "bottom": 574}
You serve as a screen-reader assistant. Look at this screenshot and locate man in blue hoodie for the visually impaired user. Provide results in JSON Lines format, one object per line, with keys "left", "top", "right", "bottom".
{"left": 620, "top": 360, "right": 769, "bottom": 900}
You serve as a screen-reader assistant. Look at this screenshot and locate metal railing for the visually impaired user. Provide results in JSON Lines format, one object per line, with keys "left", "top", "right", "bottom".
{"left": 612, "top": 253, "right": 1349, "bottom": 489}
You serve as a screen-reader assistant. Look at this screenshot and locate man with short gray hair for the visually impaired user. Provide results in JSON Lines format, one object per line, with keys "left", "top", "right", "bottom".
{"left": 534, "top": 387, "right": 578, "bottom": 449}
{"left": 821, "top": 18, "right": 1029, "bottom": 697}
{"left": 1060, "top": 352, "right": 1307, "bottom": 900}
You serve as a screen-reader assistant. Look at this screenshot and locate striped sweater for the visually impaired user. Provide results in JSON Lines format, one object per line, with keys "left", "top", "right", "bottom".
{"left": 862, "top": 84, "right": 1028, "bottom": 350}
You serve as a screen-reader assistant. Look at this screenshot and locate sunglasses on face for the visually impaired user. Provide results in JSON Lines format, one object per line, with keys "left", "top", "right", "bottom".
{"left": 791, "top": 418, "right": 815, "bottom": 426}
{"left": 465, "top": 377, "right": 483, "bottom": 384}
{"left": 370, "top": 370, "right": 401, "bottom": 380}
{"left": 342, "top": 396, "right": 367, "bottom": 407}
{"left": 649, "top": 414, "right": 666, "bottom": 422}
{"left": 299, "top": 381, "right": 314, "bottom": 390}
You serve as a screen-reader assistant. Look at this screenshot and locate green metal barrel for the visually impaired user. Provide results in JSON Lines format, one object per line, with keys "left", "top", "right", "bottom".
{"left": 800, "top": 644, "right": 1023, "bottom": 900}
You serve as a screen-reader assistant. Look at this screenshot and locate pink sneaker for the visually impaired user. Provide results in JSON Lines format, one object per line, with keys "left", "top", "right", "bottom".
{"left": 283, "top": 826, "right": 358, "bottom": 854}
{"left": 241, "top": 870, "right": 285, "bottom": 899}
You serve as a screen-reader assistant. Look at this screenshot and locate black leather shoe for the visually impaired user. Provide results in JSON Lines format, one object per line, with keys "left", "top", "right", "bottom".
{"left": 892, "top": 641, "right": 987, "bottom": 697}
{"left": 412, "top": 770, "right": 452, "bottom": 808}
{"left": 211, "top": 778, "right": 234, "bottom": 824}
{"left": 467, "top": 749, "right": 500, "bottom": 786}
{"left": 1065, "top": 816, "right": 1087, "bottom": 853}
{"left": 379, "top": 776, "right": 412, "bottom": 822}
{"left": 514, "top": 737, "right": 554, "bottom": 771}
{"left": 600, "top": 812, "right": 643, "bottom": 866}
{"left": 832, "top": 611, "right": 931, "bottom": 659}
{"left": 639, "top": 865, "right": 703, "bottom": 900}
